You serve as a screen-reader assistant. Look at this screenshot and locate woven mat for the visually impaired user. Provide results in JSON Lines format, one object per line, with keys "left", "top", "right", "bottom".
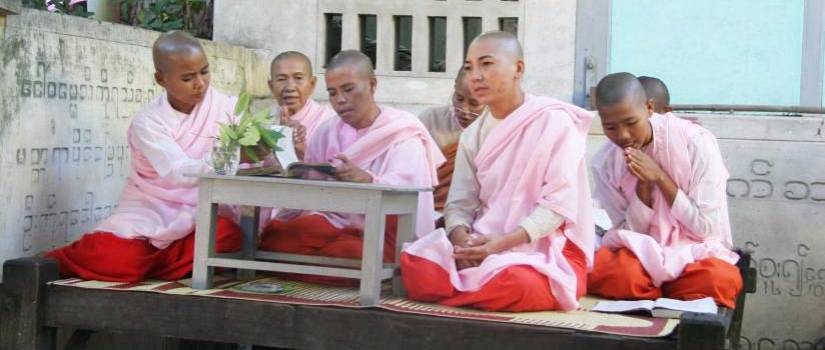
{"left": 51, "top": 276, "right": 678, "bottom": 338}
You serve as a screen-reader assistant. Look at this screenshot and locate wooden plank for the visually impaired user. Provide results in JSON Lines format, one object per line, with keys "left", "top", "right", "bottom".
{"left": 359, "top": 192, "right": 386, "bottom": 306}
{"left": 677, "top": 310, "right": 729, "bottom": 350}
{"left": 237, "top": 207, "right": 260, "bottom": 281}
{"left": 43, "top": 286, "right": 298, "bottom": 348}
{"left": 191, "top": 174, "right": 431, "bottom": 193}
{"left": 380, "top": 191, "right": 424, "bottom": 215}
{"left": 254, "top": 251, "right": 392, "bottom": 269}
{"left": 0, "top": 257, "right": 59, "bottom": 350}
{"left": 209, "top": 179, "right": 374, "bottom": 214}
{"left": 42, "top": 284, "right": 676, "bottom": 350}
{"left": 192, "top": 180, "right": 217, "bottom": 289}
{"left": 206, "top": 258, "right": 393, "bottom": 280}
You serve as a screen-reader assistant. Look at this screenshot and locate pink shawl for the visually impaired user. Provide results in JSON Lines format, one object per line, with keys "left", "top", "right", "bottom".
{"left": 96, "top": 87, "right": 237, "bottom": 248}
{"left": 303, "top": 106, "right": 446, "bottom": 237}
{"left": 596, "top": 113, "right": 738, "bottom": 286}
{"left": 404, "top": 94, "right": 595, "bottom": 311}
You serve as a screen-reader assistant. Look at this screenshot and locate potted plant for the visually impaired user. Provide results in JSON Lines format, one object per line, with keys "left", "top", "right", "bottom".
{"left": 212, "top": 91, "right": 283, "bottom": 175}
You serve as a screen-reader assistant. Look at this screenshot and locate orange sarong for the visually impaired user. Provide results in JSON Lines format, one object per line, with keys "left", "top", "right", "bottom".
{"left": 259, "top": 214, "right": 398, "bottom": 286}
{"left": 434, "top": 142, "right": 459, "bottom": 211}
{"left": 400, "top": 240, "right": 587, "bottom": 312}
{"left": 587, "top": 247, "right": 743, "bottom": 309}
{"left": 46, "top": 216, "right": 242, "bottom": 282}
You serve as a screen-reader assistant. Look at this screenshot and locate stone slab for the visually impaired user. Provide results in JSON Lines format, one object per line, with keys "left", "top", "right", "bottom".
{"left": 0, "top": 9, "right": 268, "bottom": 279}
{"left": 0, "top": 0, "right": 21, "bottom": 15}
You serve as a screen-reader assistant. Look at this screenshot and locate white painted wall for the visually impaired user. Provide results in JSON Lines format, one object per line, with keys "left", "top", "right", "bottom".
{"left": 213, "top": 0, "right": 576, "bottom": 112}
{"left": 0, "top": 8, "right": 269, "bottom": 280}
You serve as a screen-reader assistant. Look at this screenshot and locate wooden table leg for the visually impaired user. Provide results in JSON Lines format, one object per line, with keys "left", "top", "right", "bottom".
{"left": 193, "top": 182, "right": 217, "bottom": 290}
{"left": 359, "top": 194, "right": 386, "bottom": 306}
{"left": 237, "top": 206, "right": 260, "bottom": 281}
{"left": 392, "top": 202, "right": 417, "bottom": 297}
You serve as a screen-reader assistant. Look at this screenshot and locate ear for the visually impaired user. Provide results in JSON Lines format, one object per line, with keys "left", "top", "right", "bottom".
{"left": 309, "top": 75, "right": 317, "bottom": 93}
{"left": 514, "top": 59, "right": 526, "bottom": 80}
{"left": 154, "top": 71, "right": 166, "bottom": 88}
{"left": 645, "top": 99, "right": 655, "bottom": 115}
{"left": 369, "top": 76, "right": 378, "bottom": 94}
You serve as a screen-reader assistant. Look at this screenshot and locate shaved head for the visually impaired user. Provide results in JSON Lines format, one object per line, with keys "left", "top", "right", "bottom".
{"left": 596, "top": 72, "right": 654, "bottom": 150}
{"left": 152, "top": 30, "right": 205, "bottom": 74}
{"left": 454, "top": 66, "right": 465, "bottom": 86}
{"left": 271, "top": 51, "right": 313, "bottom": 75}
{"left": 471, "top": 30, "right": 523, "bottom": 60}
{"left": 595, "top": 72, "right": 648, "bottom": 109}
{"left": 638, "top": 76, "right": 671, "bottom": 113}
{"left": 325, "top": 50, "right": 374, "bottom": 78}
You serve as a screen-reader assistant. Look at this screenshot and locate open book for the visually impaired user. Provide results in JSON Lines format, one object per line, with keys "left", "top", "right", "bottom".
{"left": 235, "top": 126, "right": 336, "bottom": 178}
{"left": 591, "top": 297, "right": 718, "bottom": 319}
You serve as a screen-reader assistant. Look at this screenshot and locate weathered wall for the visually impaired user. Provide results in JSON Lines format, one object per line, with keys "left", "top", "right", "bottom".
{"left": 213, "top": 0, "right": 576, "bottom": 112}
{"left": 0, "top": 9, "right": 269, "bottom": 280}
{"left": 588, "top": 113, "right": 825, "bottom": 348}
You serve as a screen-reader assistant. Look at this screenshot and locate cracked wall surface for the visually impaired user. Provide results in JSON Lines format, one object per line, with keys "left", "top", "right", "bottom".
{"left": 0, "top": 9, "right": 269, "bottom": 280}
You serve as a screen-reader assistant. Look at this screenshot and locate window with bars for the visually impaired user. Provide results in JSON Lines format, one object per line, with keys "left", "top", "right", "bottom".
{"left": 429, "top": 16, "right": 447, "bottom": 72}
{"left": 324, "top": 13, "right": 342, "bottom": 64}
{"left": 394, "top": 16, "right": 413, "bottom": 71}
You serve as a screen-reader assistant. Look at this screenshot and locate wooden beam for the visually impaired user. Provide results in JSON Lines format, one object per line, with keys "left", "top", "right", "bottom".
{"left": 0, "top": 257, "right": 59, "bottom": 350}
{"left": 42, "top": 284, "right": 677, "bottom": 350}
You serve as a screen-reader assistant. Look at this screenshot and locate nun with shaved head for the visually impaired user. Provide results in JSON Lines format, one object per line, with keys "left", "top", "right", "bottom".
{"left": 401, "top": 31, "right": 596, "bottom": 312}
{"left": 46, "top": 31, "right": 243, "bottom": 282}
{"left": 258, "top": 50, "right": 445, "bottom": 280}
{"left": 588, "top": 72, "right": 742, "bottom": 309}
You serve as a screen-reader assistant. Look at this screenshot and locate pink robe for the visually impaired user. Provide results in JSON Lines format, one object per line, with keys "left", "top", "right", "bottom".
{"left": 591, "top": 113, "right": 738, "bottom": 287}
{"left": 403, "top": 94, "right": 596, "bottom": 311}
{"left": 287, "top": 99, "right": 337, "bottom": 145}
{"left": 95, "top": 87, "right": 237, "bottom": 249}
{"left": 276, "top": 106, "right": 445, "bottom": 237}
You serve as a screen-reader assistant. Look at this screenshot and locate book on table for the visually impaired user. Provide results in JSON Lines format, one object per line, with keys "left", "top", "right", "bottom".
{"left": 237, "top": 126, "right": 336, "bottom": 178}
{"left": 591, "top": 297, "right": 718, "bottom": 319}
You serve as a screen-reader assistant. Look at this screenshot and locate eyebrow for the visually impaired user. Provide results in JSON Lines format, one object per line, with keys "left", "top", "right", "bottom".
{"left": 464, "top": 55, "right": 495, "bottom": 65}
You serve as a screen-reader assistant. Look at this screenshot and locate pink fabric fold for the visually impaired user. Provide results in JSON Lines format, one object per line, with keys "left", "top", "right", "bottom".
{"left": 404, "top": 94, "right": 596, "bottom": 311}
{"left": 292, "top": 106, "right": 445, "bottom": 238}
{"left": 96, "top": 87, "right": 237, "bottom": 249}
{"left": 593, "top": 113, "right": 738, "bottom": 286}
{"left": 287, "top": 99, "right": 337, "bottom": 144}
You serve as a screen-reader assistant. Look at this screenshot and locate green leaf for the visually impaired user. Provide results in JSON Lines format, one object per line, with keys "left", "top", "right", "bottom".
{"left": 166, "top": 18, "right": 184, "bottom": 29}
{"left": 218, "top": 123, "right": 239, "bottom": 141}
{"left": 238, "top": 127, "right": 260, "bottom": 146}
{"left": 242, "top": 146, "right": 259, "bottom": 163}
{"left": 253, "top": 107, "right": 270, "bottom": 121}
{"left": 234, "top": 91, "right": 251, "bottom": 117}
{"left": 259, "top": 129, "right": 277, "bottom": 149}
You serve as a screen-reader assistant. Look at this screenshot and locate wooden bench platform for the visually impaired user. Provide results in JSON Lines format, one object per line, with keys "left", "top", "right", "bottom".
{"left": 0, "top": 251, "right": 756, "bottom": 350}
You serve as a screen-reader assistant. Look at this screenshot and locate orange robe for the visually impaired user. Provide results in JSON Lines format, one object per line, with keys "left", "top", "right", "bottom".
{"left": 434, "top": 143, "right": 458, "bottom": 211}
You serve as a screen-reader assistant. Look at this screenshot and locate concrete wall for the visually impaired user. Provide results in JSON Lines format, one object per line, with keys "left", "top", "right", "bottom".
{"left": 609, "top": 0, "right": 805, "bottom": 106}
{"left": 0, "top": 8, "right": 270, "bottom": 280}
{"left": 213, "top": 0, "right": 576, "bottom": 112}
{"left": 588, "top": 113, "right": 825, "bottom": 347}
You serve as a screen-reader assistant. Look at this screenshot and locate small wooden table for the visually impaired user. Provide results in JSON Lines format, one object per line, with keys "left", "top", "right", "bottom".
{"left": 190, "top": 174, "right": 430, "bottom": 306}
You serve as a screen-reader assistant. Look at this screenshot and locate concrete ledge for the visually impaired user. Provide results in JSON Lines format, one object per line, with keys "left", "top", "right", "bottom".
{"left": 0, "top": 0, "right": 21, "bottom": 15}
